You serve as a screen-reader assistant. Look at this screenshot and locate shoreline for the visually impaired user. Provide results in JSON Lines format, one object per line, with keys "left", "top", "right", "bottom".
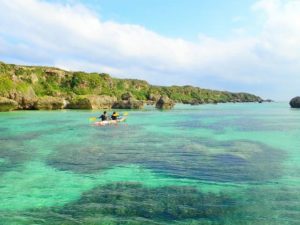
{"left": 0, "top": 101, "right": 277, "bottom": 113}
{"left": 1, "top": 61, "right": 263, "bottom": 112}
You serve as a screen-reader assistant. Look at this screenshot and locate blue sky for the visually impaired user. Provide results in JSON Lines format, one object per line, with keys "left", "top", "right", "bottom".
{"left": 74, "top": 0, "right": 259, "bottom": 40}
{"left": 1, "top": 0, "right": 300, "bottom": 100}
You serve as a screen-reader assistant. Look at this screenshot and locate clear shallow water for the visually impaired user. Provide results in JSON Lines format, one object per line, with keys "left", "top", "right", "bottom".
{"left": 0, "top": 103, "right": 300, "bottom": 224}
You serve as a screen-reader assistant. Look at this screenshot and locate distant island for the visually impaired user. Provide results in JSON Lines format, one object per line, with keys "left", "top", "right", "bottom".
{"left": 0, "top": 61, "right": 262, "bottom": 111}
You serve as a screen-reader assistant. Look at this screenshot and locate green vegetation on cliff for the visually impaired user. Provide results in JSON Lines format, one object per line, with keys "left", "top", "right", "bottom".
{"left": 0, "top": 61, "right": 262, "bottom": 110}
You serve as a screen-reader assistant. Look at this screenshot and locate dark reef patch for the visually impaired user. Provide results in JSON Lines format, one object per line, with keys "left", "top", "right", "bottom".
{"left": 11, "top": 183, "right": 236, "bottom": 225}
{"left": 47, "top": 126, "right": 285, "bottom": 183}
{"left": 47, "top": 144, "right": 131, "bottom": 173}
{"left": 142, "top": 140, "right": 285, "bottom": 183}
{"left": 46, "top": 118, "right": 285, "bottom": 183}
{"left": 0, "top": 140, "right": 30, "bottom": 173}
{"left": 2, "top": 184, "right": 299, "bottom": 225}
{"left": 47, "top": 125, "right": 143, "bottom": 173}
{"left": 0, "top": 131, "right": 41, "bottom": 142}
{"left": 0, "top": 127, "right": 8, "bottom": 133}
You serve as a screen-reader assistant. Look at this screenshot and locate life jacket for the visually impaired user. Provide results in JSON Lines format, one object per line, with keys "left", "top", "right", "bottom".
{"left": 111, "top": 113, "right": 119, "bottom": 120}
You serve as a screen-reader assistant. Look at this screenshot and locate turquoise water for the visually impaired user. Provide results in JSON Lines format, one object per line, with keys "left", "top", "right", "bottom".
{"left": 0, "top": 103, "right": 300, "bottom": 224}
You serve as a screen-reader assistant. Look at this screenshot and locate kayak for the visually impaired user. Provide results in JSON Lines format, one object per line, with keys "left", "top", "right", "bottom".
{"left": 94, "top": 117, "right": 127, "bottom": 126}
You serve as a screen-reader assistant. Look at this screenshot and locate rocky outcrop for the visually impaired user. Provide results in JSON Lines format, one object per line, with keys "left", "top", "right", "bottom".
{"left": 113, "top": 99, "right": 144, "bottom": 109}
{"left": 0, "top": 97, "right": 18, "bottom": 111}
{"left": 155, "top": 96, "right": 175, "bottom": 110}
{"left": 113, "top": 94, "right": 145, "bottom": 109}
{"left": 190, "top": 100, "right": 201, "bottom": 105}
{"left": 290, "top": 97, "right": 300, "bottom": 108}
{"left": 264, "top": 99, "right": 273, "bottom": 103}
{"left": 5, "top": 86, "right": 37, "bottom": 109}
{"left": 34, "top": 96, "right": 66, "bottom": 110}
{"left": 67, "top": 96, "right": 91, "bottom": 109}
{"left": 146, "top": 100, "right": 155, "bottom": 105}
{"left": 121, "top": 92, "right": 134, "bottom": 101}
{"left": 19, "top": 87, "right": 37, "bottom": 109}
{"left": 207, "top": 99, "right": 218, "bottom": 104}
{"left": 259, "top": 99, "right": 273, "bottom": 103}
{"left": 148, "top": 93, "right": 161, "bottom": 102}
{"left": 182, "top": 99, "right": 204, "bottom": 105}
{"left": 67, "top": 95, "right": 116, "bottom": 109}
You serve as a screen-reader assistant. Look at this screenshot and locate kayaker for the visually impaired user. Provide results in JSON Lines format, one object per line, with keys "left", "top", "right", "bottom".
{"left": 111, "top": 111, "right": 119, "bottom": 120}
{"left": 99, "top": 111, "right": 108, "bottom": 121}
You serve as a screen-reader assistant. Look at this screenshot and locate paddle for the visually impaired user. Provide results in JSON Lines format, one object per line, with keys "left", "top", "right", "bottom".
{"left": 89, "top": 117, "right": 97, "bottom": 122}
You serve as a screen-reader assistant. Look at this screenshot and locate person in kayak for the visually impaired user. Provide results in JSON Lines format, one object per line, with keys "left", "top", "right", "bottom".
{"left": 99, "top": 111, "right": 108, "bottom": 121}
{"left": 111, "top": 111, "right": 119, "bottom": 120}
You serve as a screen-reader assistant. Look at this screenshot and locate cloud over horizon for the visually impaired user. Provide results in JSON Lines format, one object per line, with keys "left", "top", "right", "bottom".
{"left": 0, "top": 0, "right": 300, "bottom": 100}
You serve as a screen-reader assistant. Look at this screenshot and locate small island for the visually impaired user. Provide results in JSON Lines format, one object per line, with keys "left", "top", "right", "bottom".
{"left": 0, "top": 61, "right": 262, "bottom": 111}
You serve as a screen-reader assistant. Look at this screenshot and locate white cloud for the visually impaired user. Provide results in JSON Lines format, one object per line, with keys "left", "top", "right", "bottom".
{"left": 0, "top": 0, "right": 300, "bottom": 100}
{"left": 253, "top": 0, "right": 300, "bottom": 60}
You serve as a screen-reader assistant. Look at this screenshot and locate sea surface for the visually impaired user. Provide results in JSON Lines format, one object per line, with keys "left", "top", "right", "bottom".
{"left": 0, "top": 103, "right": 299, "bottom": 225}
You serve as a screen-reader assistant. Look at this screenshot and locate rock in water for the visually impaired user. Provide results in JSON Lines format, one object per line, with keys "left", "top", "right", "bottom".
{"left": 155, "top": 96, "right": 175, "bottom": 110}
{"left": 0, "top": 97, "right": 18, "bottom": 111}
{"left": 290, "top": 96, "right": 300, "bottom": 108}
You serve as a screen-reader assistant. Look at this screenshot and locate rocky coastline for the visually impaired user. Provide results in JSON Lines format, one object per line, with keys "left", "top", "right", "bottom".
{"left": 0, "top": 62, "right": 263, "bottom": 112}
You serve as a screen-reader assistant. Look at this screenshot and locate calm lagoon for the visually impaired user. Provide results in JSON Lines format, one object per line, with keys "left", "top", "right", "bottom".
{"left": 0, "top": 103, "right": 299, "bottom": 224}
